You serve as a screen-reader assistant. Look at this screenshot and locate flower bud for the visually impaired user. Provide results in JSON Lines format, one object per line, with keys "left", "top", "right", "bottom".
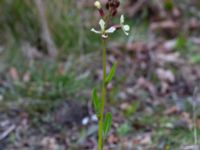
{"left": 112, "top": 10, "right": 117, "bottom": 16}
{"left": 115, "top": 1, "right": 120, "bottom": 8}
{"left": 94, "top": 1, "right": 101, "bottom": 9}
{"left": 106, "top": 3, "right": 110, "bottom": 10}
{"left": 99, "top": 9, "right": 105, "bottom": 17}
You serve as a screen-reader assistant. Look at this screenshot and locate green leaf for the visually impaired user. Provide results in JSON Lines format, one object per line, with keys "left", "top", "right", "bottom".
{"left": 92, "top": 88, "right": 101, "bottom": 114}
{"left": 105, "top": 63, "right": 117, "bottom": 84}
{"left": 103, "top": 112, "right": 112, "bottom": 137}
{"left": 190, "top": 55, "right": 200, "bottom": 64}
{"left": 164, "top": 0, "right": 174, "bottom": 11}
{"left": 176, "top": 36, "right": 187, "bottom": 49}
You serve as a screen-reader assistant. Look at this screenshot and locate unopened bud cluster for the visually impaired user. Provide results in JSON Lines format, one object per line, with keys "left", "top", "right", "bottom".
{"left": 106, "top": 0, "right": 120, "bottom": 16}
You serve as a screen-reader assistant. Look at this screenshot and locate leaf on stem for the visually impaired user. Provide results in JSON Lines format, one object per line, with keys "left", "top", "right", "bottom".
{"left": 103, "top": 112, "right": 112, "bottom": 137}
{"left": 105, "top": 63, "right": 117, "bottom": 84}
{"left": 92, "top": 88, "right": 101, "bottom": 115}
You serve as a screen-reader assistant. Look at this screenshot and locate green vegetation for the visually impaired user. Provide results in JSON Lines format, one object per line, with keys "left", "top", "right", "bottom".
{"left": 0, "top": 0, "right": 99, "bottom": 55}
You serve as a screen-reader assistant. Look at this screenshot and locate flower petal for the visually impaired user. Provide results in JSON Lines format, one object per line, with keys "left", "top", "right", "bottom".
{"left": 99, "top": 19, "right": 105, "bottom": 31}
{"left": 124, "top": 31, "right": 129, "bottom": 35}
{"left": 102, "top": 34, "right": 108, "bottom": 38}
{"left": 91, "top": 28, "right": 101, "bottom": 34}
{"left": 105, "top": 27, "right": 116, "bottom": 33}
{"left": 120, "top": 15, "right": 124, "bottom": 24}
{"left": 123, "top": 25, "right": 130, "bottom": 31}
{"left": 122, "top": 27, "right": 129, "bottom": 36}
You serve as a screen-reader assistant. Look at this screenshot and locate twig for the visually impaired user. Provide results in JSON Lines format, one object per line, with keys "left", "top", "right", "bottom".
{"left": 0, "top": 124, "right": 16, "bottom": 141}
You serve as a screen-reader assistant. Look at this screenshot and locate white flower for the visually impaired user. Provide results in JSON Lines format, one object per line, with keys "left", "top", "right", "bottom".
{"left": 120, "top": 15, "right": 130, "bottom": 35}
{"left": 91, "top": 19, "right": 116, "bottom": 38}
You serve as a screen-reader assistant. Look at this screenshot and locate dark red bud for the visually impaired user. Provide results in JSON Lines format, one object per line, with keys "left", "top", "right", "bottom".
{"left": 110, "top": 3, "right": 115, "bottom": 7}
{"left": 99, "top": 9, "right": 105, "bottom": 17}
{"left": 116, "top": 1, "right": 120, "bottom": 7}
{"left": 106, "top": 3, "right": 110, "bottom": 9}
{"left": 112, "top": 10, "right": 117, "bottom": 16}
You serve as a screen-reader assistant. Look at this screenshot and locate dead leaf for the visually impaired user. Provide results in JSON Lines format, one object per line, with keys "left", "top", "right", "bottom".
{"left": 197, "top": 119, "right": 200, "bottom": 128}
{"left": 156, "top": 52, "right": 181, "bottom": 64}
{"left": 161, "top": 39, "right": 177, "bottom": 52}
{"left": 150, "top": 20, "right": 179, "bottom": 31}
{"left": 150, "top": 20, "right": 180, "bottom": 37}
{"left": 137, "top": 77, "right": 157, "bottom": 97}
{"left": 126, "top": 0, "right": 147, "bottom": 17}
{"left": 188, "top": 18, "right": 200, "bottom": 31}
{"left": 133, "top": 133, "right": 152, "bottom": 145}
{"left": 9, "top": 67, "right": 19, "bottom": 81}
{"left": 172, "top": 8, "right": 181, "bottom": 18}
{"left": 140, "top": 133, "right": 152, "bottom": 145}
{"left": 160, "top": 82, "right": 170, "bottom": 94}
{"left": 126, "top": 42, "right": 147, "bottom": 52}
{"left": 22, "top": 42, "right": 43, "bottom": 59}
{"left": 58, "top": 64, "right": 65, "bottom": 75}
{"left": 181, "top": 145, "right": 199, "bottom": 150}
{"left": 108, "top": 134, "right": 119, "bottom": 144}
{"left": 23, "top": 72, "right": 31, "bottom": 82}
{"left": 156, "top": 68, "right": 175, "bottom": 83}
{"left": 41, "top": 137, "right": 59, "bottom": 150}
{"left": 164, "top": 106, "right": 180, "bottom": 115}
{"left": 120, "top": 102, "right": 129, "bottom": 110}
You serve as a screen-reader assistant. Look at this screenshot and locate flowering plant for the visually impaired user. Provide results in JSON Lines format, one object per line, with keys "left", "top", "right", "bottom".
{"left": 91, "top": 1, "right": 130, "bottom": 149}
{"left": 91, "top": 0, "right": 130, "bottom": 38}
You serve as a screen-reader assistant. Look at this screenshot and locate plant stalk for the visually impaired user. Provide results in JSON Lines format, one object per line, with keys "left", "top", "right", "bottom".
{"left": 98, "top": 39, "right": 107, "bottom": 150}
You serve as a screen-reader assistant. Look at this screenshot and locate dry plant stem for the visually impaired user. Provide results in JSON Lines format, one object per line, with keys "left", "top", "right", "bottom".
{"left": 34, "top": 0, "right": 57, "bottom": 58}
{"left": 98, "top": 39, "right": 107, "bottom": 150}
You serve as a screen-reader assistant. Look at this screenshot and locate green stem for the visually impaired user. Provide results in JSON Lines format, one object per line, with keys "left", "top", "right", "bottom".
{"left": 98, "top": 39, "right": 107, "bottom": 150}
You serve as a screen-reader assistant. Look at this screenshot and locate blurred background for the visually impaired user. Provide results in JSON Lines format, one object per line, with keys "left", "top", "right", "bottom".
{"left": 0, "top": 0, "right": 200, "bottom": 149}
